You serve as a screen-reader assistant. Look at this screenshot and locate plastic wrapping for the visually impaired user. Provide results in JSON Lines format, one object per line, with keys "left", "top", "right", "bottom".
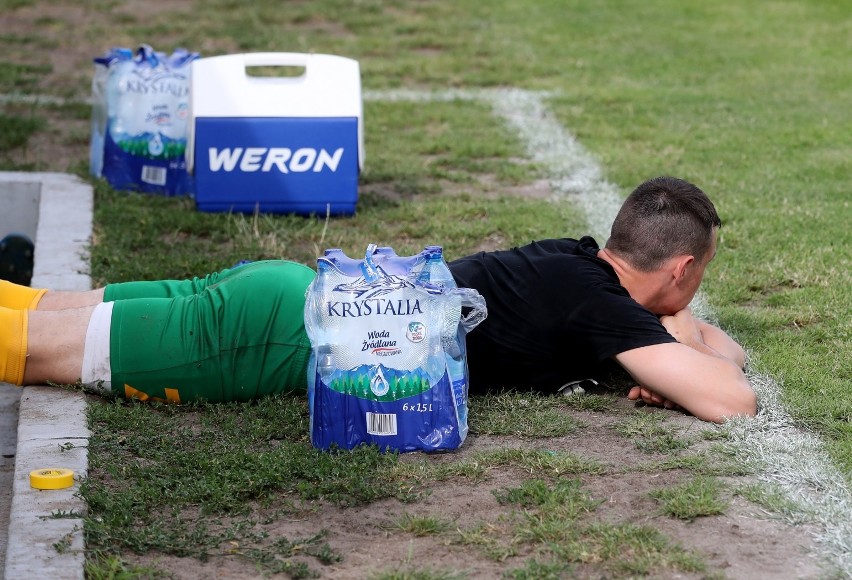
{"left": 90, "top": 45, "right": 198, "bottom": 195}
{"left": 305, "top": 245, "right": 486, "bottom": 452}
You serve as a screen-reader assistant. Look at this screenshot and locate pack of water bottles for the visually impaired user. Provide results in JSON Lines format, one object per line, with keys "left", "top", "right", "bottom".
{"left": 90, "top": 45, "right": 199, "bottom": 196}
{"left": 304, "top": 244, "right": 487, "bottom": 452}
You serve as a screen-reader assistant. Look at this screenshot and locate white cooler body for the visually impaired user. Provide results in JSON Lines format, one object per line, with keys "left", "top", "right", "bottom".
{"left": 188, "top": 53, "right": 363, "bottom": 215}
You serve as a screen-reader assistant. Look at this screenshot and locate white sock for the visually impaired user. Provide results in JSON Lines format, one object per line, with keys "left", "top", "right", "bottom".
{"left": 81, "top": 301, "right": 114, "bottom": 395}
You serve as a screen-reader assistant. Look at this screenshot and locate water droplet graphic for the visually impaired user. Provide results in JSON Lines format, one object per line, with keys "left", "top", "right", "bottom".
{"left": 148, "top": 133, "right": 164, "bottom": 156}
{"left": 370, "top": 366, "right": 390, "bottom": 397}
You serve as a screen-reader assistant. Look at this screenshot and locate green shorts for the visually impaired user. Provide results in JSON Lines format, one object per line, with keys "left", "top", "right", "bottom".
{"left": 103, "top": 260, "right": 316, "bottom": 403}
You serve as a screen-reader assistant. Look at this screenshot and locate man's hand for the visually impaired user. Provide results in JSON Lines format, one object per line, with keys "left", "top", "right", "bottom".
{"left": 627, "top": 385, "right": 682, "bottom": 410}
{"left": 660, "top": 308, "right": 745, "bottom": 367}
{"left": 659, "top": 309, "right": 704, "bottom": 349}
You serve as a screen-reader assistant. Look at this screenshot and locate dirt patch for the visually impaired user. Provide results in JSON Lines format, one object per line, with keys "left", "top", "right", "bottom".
{"left": 470, "top": 232, "right": 508, "bottom": 253}
{"left": 476, "top": 175, "right": 554, "bottom": 200}
{"left": 123, "top": 399, "right": 823, "bottom": 579}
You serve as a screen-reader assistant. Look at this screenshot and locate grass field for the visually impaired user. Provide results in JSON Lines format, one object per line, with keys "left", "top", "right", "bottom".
{"left": 1, "top": 0, "right": 850, "bottom": 577}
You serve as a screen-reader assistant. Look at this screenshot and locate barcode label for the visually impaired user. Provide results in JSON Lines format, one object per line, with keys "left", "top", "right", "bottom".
{"left": 141, "top": 165, "right": 167, "bottom": 186}
{"left": 366, "top": 412, "right": 397, "bottom": 436}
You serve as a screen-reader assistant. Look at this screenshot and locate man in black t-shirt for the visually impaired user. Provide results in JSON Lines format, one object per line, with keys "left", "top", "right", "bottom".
{"left": 4, "top": 177, "right": 755, "bottom": 423}
{"left": 449, "top": 236, "right": 678, "bottom": 391}
{"left": 450, "top": 176, "right": 755, "bottom": 423}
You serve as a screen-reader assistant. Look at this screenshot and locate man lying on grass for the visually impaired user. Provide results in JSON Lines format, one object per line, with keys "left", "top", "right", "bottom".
{"left": 0, "top": 176, "right": 756, "bottom": 423}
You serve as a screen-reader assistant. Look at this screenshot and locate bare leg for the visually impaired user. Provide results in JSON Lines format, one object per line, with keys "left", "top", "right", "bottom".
{"left": 23, "top": 306, "right": 95, "bottom": 385}
{"left": 36, "top": 288, "right": 105, "bottom": 311}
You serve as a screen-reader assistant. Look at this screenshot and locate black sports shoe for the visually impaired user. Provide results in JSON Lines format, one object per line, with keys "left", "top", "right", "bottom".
{"left": 557, "top": 378, "right": 597, "bottom": 396}
{"left": 0, "top": 233, "right": 35, "bottom": 287}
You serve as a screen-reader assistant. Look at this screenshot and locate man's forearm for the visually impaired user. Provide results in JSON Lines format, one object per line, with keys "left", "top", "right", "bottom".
{"left": 617, "top": 341, "right": 757, "bottom": 422}
{"left": 696, "top": 321, "right": 746, "bottom": 368}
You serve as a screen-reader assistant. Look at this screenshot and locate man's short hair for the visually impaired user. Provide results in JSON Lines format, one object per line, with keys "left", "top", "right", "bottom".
{"left": 605, "top": 176, "right": 721, "bottom": 272}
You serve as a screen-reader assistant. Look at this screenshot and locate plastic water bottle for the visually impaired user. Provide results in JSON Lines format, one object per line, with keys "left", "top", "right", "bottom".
{"left": 373, "top": 246, "right": 398, "bottom": 259}
{"left": 89, "top": 70, "right": 108, "bottom": 177}
{"left": 306, "top": 259, "right": 336, "bottom": 431}
{"left": 90, "top": 48, "right": 132, "bottom": 177}
{"left": 421, "top": 245, "right": 462, "bottom": 291}
{"left": 316, "top": 344, "right": 334, "bottom": 383}
{"left": 421, "top": 246, "right": 469, "bottom": 436}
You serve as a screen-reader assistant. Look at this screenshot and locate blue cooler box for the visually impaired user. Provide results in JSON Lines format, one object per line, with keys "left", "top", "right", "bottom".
{"left": 187, "top": 53, "right": 363, "bottom": 215}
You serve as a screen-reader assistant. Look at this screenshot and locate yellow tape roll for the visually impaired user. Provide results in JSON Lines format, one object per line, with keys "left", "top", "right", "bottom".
{"left": 29, "top": 468, "right": 74, "bottom": 490}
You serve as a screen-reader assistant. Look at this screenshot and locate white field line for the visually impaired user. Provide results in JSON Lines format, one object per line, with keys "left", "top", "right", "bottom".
{"left": 368, "top": 87, "right": 851, "bottom": 575}
{"left": 7, "top": 88, "right": 852, "bottom": 574}
{"left": 363, "top": 88, "right": 620, "bottom": 240}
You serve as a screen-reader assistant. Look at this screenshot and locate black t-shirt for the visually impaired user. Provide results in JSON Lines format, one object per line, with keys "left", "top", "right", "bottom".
{"left": 448, "top": 237, "right": 677, "bottom": 392}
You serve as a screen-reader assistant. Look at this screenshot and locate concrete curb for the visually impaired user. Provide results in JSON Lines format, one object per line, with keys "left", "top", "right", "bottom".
{"left": 6, "top": 389, "right": 89, "bottom": 579}
{"left": 0, "top": 172, "right": 92, "bottom": 579}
